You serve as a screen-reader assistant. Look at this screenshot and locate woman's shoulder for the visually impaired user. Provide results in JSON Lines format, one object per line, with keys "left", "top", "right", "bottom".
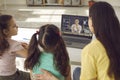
{"left": 82, "top": 39, "right": 106, "bottom": 56}
{"left": 8, "top": 38, "right": 23, "bottom": 51}
{"left": 84, "top": 39, "right": 103, "bottom": 49}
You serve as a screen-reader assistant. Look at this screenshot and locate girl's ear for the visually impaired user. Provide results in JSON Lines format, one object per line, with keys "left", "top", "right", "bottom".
{"left": 3, "top": 29, "right": 9, "bottom": 35}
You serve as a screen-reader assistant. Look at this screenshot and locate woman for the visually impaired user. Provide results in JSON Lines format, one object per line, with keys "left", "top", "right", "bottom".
{"left": 74, "top": 1, "right": 120, "bottom": 80}
{"left": 71, "top": 19, "right": 82, "bottom": 34}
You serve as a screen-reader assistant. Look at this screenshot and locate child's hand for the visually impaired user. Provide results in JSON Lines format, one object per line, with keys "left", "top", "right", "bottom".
{"left": 21, "top": 42, "right": 28, "bottom": 49}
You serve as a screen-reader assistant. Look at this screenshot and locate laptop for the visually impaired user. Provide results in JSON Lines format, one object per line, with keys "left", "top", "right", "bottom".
{"left": 61, "top": 14, "right": 93, "bottom": 49}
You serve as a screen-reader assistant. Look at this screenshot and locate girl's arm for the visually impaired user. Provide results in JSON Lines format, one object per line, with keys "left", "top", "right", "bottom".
{"left": 15, "top": 42, "right": 28, "bottom": 58}
{"left": 15, "top": 49, "right": 28, "bottom": 58}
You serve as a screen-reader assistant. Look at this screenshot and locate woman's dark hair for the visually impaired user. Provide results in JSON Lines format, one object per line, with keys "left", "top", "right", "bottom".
{"left": 0, "top": 15, "right": 13, "bottom": 55}
{"left": 24, "top": 24, "right": 70, "bottom": 76}
{"left": 89, "top": 2, "right": 120, "bottom": 79}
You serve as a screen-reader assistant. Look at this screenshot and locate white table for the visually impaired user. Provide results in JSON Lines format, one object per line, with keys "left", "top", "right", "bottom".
{"left": 0, "top": 0, "right": 7, "bottom": 10}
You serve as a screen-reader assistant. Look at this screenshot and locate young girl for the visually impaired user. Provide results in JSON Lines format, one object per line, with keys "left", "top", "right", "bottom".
{"left": 24, "top": 24, "right": 71, "bottom": 80}
{"left": 0, "top": 15, "right": 30, "bottom": 80}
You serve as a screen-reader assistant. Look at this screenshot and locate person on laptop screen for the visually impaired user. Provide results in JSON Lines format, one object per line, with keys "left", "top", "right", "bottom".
{"left": 71, "top": 19, "right": 82, "bottom": 34}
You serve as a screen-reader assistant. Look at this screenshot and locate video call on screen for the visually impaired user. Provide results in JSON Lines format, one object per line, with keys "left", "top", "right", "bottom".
{"left": 61, "top": 15, "right": 92, "bottom": 36}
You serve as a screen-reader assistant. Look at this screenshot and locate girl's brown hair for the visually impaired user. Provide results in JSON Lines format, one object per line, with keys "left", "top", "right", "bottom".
{"left": 24, "top": 24, "right": 70, "bottom": 76}
{"left": 0, "top": 15, "right": 13, "bottom": 55}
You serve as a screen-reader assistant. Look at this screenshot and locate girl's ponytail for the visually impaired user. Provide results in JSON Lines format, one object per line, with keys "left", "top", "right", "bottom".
{"left": 24, "top": 33, "right": 41, "bottom": 70}
{"left": 54, "top": 36, "right": 70, "bottom": 77}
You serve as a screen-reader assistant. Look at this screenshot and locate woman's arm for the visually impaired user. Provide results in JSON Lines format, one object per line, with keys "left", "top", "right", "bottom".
{"left": 71, "top": 24, "right": 75, "bottom": 33}
{"left": 90, "top": 78, "right": 97, "bottom": 80}
{"left": 65, "top": 66, "right": 72, "bottom": 80}
{"left": 80, "top": 45, "right": 97, "bottom": 80}
{"left": 35, "top": 69, "right": 59, "bottom": 80}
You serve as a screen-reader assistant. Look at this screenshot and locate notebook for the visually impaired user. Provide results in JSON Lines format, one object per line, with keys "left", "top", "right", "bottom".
{"left": 61, "top": 14, "right": 93, "bottom": 49}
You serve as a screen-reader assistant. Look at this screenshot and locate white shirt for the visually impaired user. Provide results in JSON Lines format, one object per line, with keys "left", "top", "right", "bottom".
{"left": 0, "top": 39, "right": 24, "bottom": 76}
{"left": 71, "top": 24, "right": 82, "bottom": 34}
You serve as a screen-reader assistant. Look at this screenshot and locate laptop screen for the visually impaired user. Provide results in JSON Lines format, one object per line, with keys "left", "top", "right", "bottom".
{"left": 61, "top": 14, "right": 92, "bottom": 38}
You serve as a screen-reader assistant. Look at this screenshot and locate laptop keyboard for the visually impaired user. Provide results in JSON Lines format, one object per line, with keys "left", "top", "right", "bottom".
{"left": 62, "top": 36, "right": 92, "bottom": 49}
{"left": 63, "top": 36, "right": 91, "bottom": 44}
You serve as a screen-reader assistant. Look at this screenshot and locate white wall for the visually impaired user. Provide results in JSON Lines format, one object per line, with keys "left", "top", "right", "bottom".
{"left": 95, "top": 0, "right": 120, "bottom": 6}
{"left": 5, "top": 0, "right": 120, "bottom": 6}
{"left": 82, "top": 0, "right": 120, "bottom": 6}
{"left": 0, "top": 0, "right": 3, "bottom": 6}
{"left": 6, "top": 0, "right": 26, "bottom": 5}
